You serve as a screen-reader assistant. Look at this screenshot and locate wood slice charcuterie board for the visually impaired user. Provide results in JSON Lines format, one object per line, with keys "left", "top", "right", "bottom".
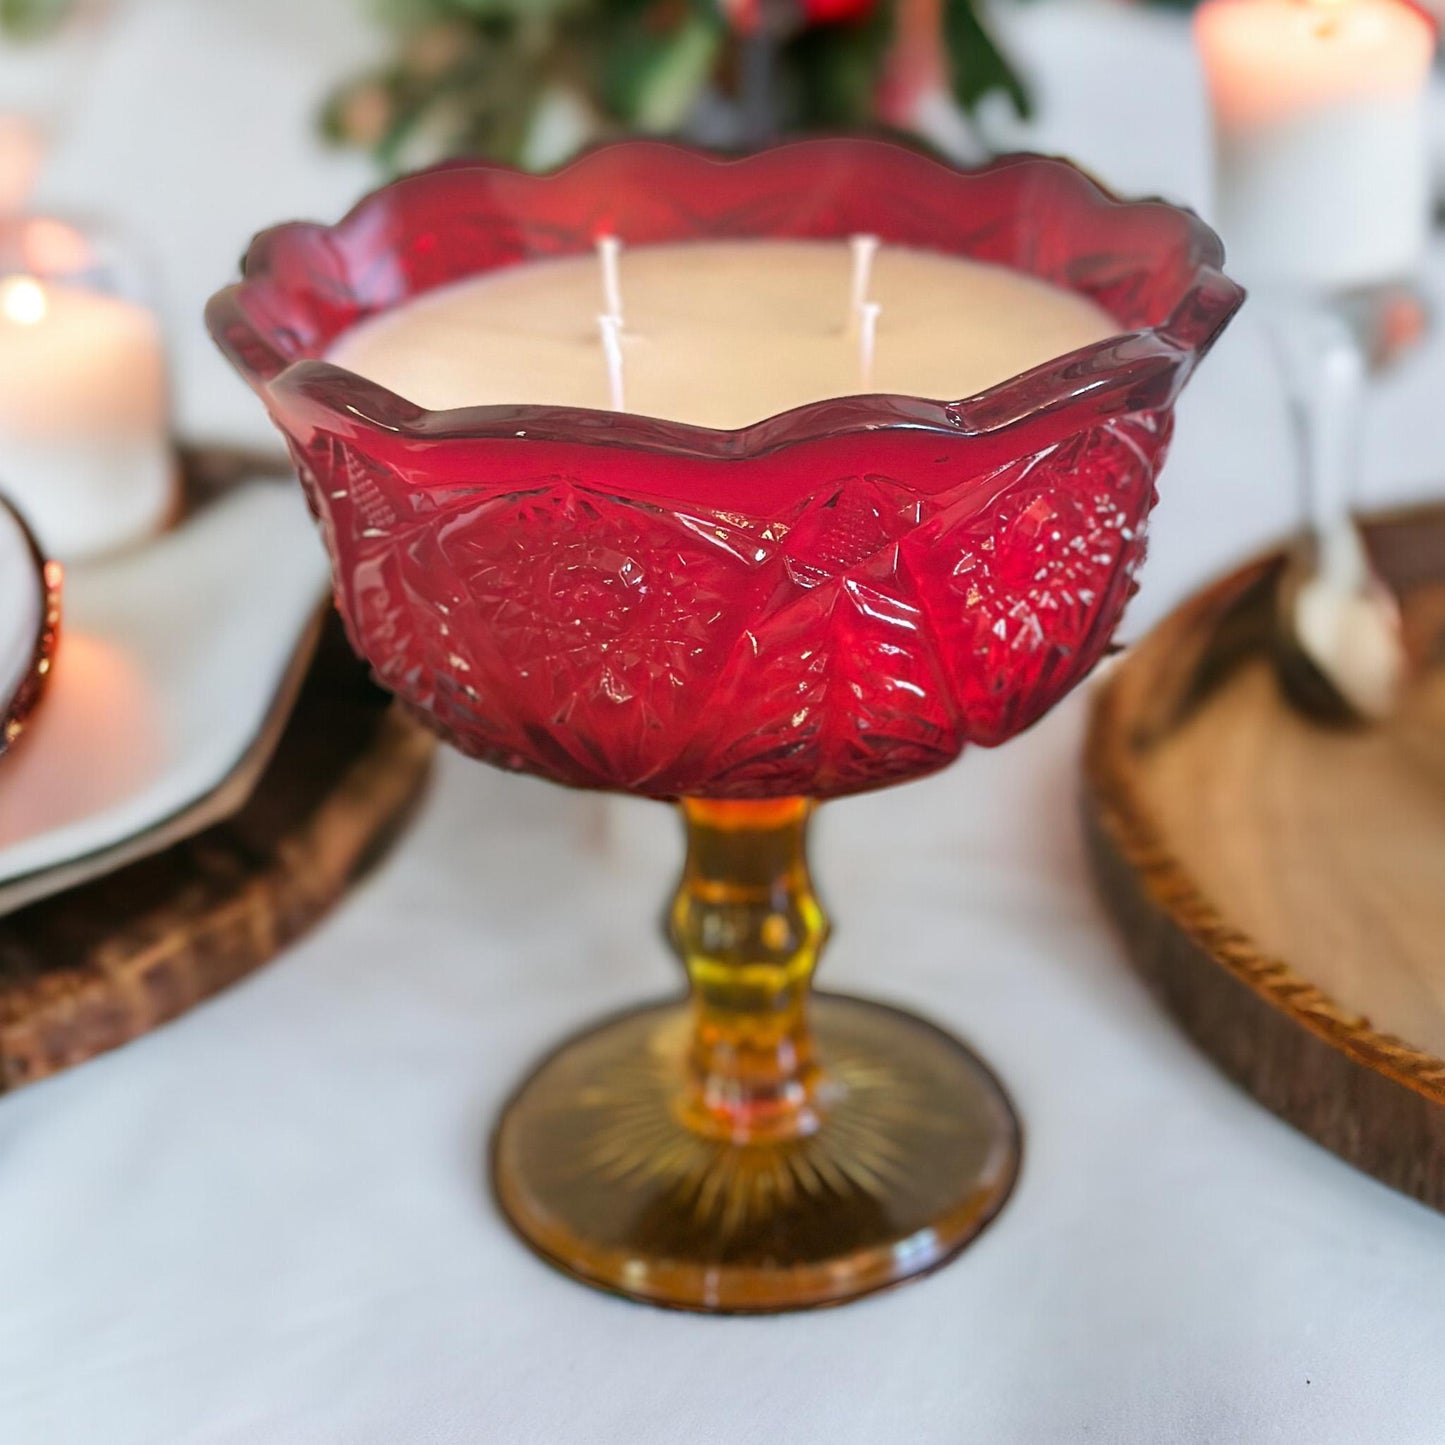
{"left": 0, "top": 446, "right": 435, "bottom": 1090}
{"left": 1084, "top": 503, "right": 1445, "bottom": 1210}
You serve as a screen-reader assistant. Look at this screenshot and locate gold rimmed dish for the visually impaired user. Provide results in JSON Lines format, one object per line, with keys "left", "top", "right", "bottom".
{"left": 0, "top": 496, "right": 61, "bottom": 760}
{"left": 0, "top": 461, "right": 330, "bottom": 916}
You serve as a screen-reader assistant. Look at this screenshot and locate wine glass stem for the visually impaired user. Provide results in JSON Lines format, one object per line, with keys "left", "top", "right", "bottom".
{"left": 1272, "top": 303, "right": 1368, "bottom": 566}
{"left": 669, "top": 797, "right": 831, "bottom": 1144}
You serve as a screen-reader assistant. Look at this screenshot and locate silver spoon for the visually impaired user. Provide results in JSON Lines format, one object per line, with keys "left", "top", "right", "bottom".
{"left": 1270, "top": 300, "right": 1410, "bottom": 726}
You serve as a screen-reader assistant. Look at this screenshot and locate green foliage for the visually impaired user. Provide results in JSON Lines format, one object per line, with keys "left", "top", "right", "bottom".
{"left": 326, "top": 0, "right": 1033, "bottom": 172}
{"left": 0, "top": 0, "right": 74, "bottom": 41}
{"left": 601, "top": 8, "right": 725, "bottom": 131}
{"left": 786, "top": 4, "right": 890, "bottom": 129}
{"left": 943, "top": 0, "right": 1030, "bottom": 118}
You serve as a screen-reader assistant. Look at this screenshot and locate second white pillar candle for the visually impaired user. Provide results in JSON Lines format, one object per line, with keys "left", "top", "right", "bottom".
{"left": 1196, "top": 0, "right": 1435, "bottom": 291}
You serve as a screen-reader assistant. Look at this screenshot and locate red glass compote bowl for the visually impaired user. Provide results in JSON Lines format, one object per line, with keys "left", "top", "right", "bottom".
{"left": 208, "top": 139, "right": 1242, "bottom": 1312}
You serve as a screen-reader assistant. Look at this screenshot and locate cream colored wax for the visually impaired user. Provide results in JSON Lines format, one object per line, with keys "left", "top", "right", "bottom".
{"left": 329, "top": 240, "right": 1116, "bottom": 431}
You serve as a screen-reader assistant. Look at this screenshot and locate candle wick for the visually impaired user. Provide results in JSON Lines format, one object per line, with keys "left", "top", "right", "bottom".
{"left": 859, "top": 301, "right": 881, "bottom": 390}
{"left": 847, "top": 234, "right": 880, "bottom": 334}
{"left": 596, "top": 235, "right": 624, "bottom": 328}
{"left": 597, "top": 313, "right": 626, "bottom": 412}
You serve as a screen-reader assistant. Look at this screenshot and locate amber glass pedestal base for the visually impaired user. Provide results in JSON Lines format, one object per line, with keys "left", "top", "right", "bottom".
{"left": 493, "top": 991, "right": 1019, "bottom": 1312}
{"left": 492, "top": 797, "right": 1021, "bottom": 1313}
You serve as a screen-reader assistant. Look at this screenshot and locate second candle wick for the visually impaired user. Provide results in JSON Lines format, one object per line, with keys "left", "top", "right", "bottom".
{"left": 849, "top": 233, "right": 880, "bottom": 334}
{"left": 859, "top": 302, "right": 882, "bottom": 390}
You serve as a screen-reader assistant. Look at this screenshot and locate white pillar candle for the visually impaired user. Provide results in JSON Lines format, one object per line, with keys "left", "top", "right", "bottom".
{"left": 0, "top": 274, "right": 175, "bottom": 561}
{"left": 1196, "top": 0, "right": 1435, "bottom": 291}
{"left": 329, "top": 240, "right": 1115, "bottom": 430}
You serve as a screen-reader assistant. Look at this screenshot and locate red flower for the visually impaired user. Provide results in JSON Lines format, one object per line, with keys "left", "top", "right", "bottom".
{"left": 800, "top": 0, "right": 877, "bottom": 21}
{"left": 721, "top": 0, "right": 876, "bottom": 32}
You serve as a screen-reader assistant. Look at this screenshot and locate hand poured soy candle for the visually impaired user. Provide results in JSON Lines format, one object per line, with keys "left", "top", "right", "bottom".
{"left": 329, "top": 239, "right": 1116, "bottom": 430}
{"left": 210, "top": 139, "right": 1245, "bottom": 1315}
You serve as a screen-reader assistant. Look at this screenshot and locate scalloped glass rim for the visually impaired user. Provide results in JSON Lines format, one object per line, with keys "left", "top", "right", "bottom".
{"left": 206, "top": 139, "right": 1245, "bottom": 468}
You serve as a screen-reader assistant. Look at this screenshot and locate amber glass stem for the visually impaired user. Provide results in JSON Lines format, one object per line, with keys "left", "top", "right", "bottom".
{"left": 669, "top": 798, "right": 831, "bottom": 1145}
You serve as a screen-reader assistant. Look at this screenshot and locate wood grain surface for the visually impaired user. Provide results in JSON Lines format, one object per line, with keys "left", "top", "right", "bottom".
{"left": 0, "top": 617, "right": 434, "bottom": 1090}
{"left": 1085, "top": 505, "right": 1445, "bottom": 1209}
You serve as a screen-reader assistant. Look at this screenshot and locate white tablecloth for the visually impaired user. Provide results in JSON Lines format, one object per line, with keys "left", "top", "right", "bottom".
{"left": 5, "top": 4, "right": 1445, "bottom": 1441}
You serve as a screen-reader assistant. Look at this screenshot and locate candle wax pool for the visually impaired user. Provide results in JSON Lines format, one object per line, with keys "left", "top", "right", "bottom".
{"left": 329, "top": 240, "right": 1118, "bottom": 432}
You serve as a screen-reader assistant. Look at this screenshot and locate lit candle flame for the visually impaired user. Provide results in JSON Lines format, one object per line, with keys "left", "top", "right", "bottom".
{"left": 1303, "top": 0, "right": 1350, "bottom": 37}
{"left": 0, "top": 276, "right": 46, "bottom": 326}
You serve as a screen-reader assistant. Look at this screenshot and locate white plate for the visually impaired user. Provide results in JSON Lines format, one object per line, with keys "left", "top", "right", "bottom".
{"left": 0, "top": 481, "right": 330, "bottom": 912}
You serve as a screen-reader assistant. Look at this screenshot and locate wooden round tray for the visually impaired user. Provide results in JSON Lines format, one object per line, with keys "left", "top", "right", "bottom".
{"left": 0, "top": 615, "right": 434, "bottom": 1090}
{"left": 1084, "top": 503, "right": 1445, "bottom": 1209}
